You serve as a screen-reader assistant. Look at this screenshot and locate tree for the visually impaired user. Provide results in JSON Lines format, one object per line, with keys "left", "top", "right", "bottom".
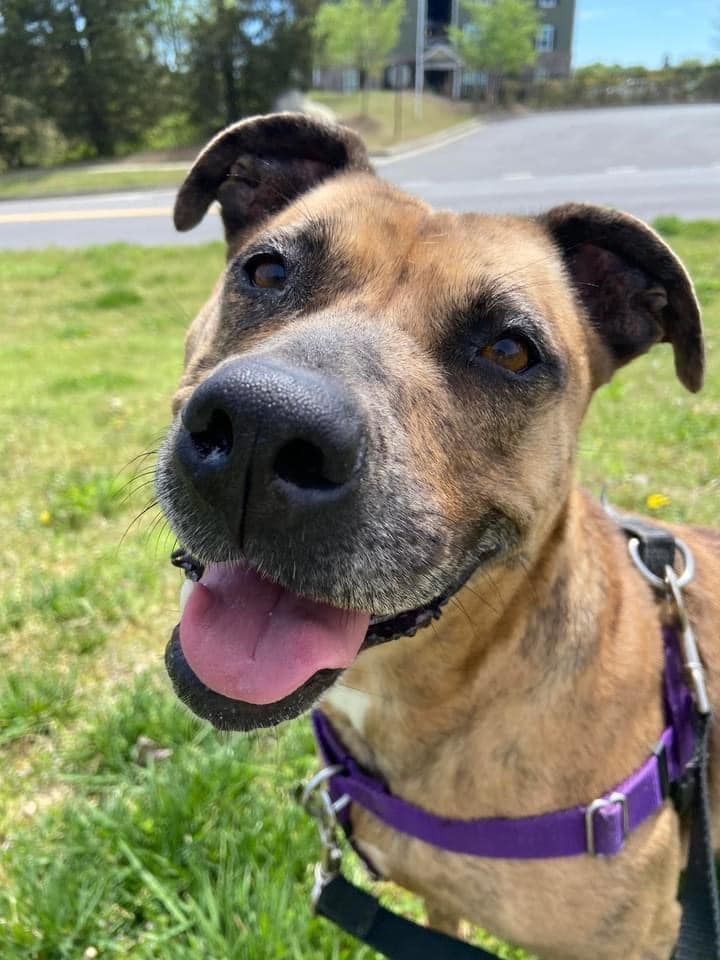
{"left": 448, "top": 0, "right": 539, "bottom": 105}
{"left": 185, "top": 0, "right": 320, "bottom": 133}
{"left": 0, "top": 0, "right": 172, "bottom": 157}
{"left": 0, "top": 0, "right": 325, "bottom": 163}
{"left": 315, "top": 0, "right": 405, "bottom": 114}
{"left": 147, "top": 0, "right": 196, "bottom": 70}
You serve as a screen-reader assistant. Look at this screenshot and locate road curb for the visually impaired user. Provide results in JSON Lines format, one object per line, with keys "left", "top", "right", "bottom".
{"left": 370, "top": 118, "right": 483, "bottom": 164}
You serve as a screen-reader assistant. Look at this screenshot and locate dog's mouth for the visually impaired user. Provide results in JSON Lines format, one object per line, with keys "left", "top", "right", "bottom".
{"left": 166, "top": 548, "right": 449, "bottom": 728}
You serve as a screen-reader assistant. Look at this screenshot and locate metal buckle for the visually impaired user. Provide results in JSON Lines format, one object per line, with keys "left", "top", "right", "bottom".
{"left": 296, "top": 765, "right": 349, "bottom": 908}
{"left": 585, "top": 792, "right": 629, "bottom": 856}
{"left": 627, "top": 535, "right": 694, "bottom": 592}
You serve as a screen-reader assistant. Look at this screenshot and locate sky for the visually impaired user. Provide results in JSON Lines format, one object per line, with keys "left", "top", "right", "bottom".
{"left": 573, "top": 0, "right": 718, "bottom": 67}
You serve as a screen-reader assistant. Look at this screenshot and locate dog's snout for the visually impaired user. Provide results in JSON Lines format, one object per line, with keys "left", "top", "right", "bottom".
{"left": 176, "top": 359, "right": 365, "bottom": 537}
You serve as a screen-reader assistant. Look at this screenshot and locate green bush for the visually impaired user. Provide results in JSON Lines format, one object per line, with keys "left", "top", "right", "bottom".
{"left": 0, "top": 95, "right": 67, "bottom": 171}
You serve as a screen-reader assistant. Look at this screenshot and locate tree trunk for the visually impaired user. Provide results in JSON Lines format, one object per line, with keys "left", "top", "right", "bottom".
{"left": 357, "top": 66, "right": 370, "bottom": 116}
{"left": 486, "top": 72, "right": 501, "bottom": 108}
{"left": 64, "top": 5, "right": 115, "bottom": 156}
{"left": 215, "top": 0, "right": 239, "bottom": 125}
{"left": 393, "top": 86, "right": 402, "bottom": 140}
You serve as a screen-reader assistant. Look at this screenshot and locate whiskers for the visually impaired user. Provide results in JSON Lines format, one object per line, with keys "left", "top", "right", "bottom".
{"left": 116, "top": 437, "right": 176, "bottom": 558}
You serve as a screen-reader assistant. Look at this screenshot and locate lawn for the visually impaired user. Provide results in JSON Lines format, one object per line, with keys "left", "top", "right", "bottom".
{"left": 0, "top": 219, "right": 718, "bottom": 959}
{"left": 0, "top": 166, "right": 188, "bottom": 202}
{"left": 311, "top": 89, "right": 474, "bottom": 150}
{"left": 0, "top": 93, "right": 474, "bottom": 201}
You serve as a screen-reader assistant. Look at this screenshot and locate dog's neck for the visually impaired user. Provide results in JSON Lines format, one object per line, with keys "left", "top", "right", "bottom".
{"left": 321, "top": 486, "right": 666, "bottom": 818}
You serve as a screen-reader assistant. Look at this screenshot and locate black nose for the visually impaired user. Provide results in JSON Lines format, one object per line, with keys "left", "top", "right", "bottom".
{"left": 175, "top": 359, "right": 365, "bottom": 537}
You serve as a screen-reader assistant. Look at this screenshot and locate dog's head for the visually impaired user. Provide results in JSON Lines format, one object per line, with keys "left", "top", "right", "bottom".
{"left": 156, "top": 113, "right": 703, "bottom": 730}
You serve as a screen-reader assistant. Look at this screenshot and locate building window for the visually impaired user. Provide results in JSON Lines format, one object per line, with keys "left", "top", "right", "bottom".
{"left": 536, "top": 24, "right": 555, "bottom": 51}
{"left": 538, "top": 0, "right": 557, "bottom": 8}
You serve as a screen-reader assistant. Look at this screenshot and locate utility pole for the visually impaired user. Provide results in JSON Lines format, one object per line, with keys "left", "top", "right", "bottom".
{"left": 414, "top": 0, "right": 425, "bottom": 117}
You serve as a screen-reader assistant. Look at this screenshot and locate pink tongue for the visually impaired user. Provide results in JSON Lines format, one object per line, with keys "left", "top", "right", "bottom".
{"left": 179, "top": 564, "right": 370, "bottom": 704}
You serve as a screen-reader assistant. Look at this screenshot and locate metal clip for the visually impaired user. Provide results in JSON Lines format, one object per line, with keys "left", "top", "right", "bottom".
{"left": 627, "top": 531, "right": 708, "bottom": 715}
{"left": 296, "top": 765, "right": 349, "bottom": 908}
{"left": 665, "top": 566, "right": 710, "bottom": 716}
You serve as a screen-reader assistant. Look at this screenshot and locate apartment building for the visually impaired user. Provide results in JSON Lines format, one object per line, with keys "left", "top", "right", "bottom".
{"left": 314, "top": 0, "right": 576, "bottom": 98}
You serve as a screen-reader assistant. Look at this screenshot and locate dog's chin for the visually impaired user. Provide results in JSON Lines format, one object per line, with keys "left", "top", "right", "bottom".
{"left": 165, "top": 626, "right": 341, "bottom": 730}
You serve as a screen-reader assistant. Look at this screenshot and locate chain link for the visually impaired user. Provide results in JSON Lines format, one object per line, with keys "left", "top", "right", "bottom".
{"left": 296, "top": 765, "right": 349, "bottom": 908}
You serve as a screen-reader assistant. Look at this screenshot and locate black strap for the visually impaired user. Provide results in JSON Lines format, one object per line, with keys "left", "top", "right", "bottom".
{"left": 315, "top": 874, "right": 499, "bottom": 959}
{"left": 675, "top": 714, "right": 720, "bottom": 960}
{"left": 608, "top": 508, "right": 677, "bottom": 580}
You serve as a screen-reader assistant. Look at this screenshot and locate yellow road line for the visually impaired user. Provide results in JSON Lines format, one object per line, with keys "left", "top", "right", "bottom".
{"left": 0, "top": 205, "right": 200, "bottom": 225}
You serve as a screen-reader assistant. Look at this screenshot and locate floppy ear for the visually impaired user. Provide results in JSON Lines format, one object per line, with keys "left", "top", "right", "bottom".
{"left": 174, "top": 112, "right": 371, "bottom": 252}
{"left": 540, "top": 203, "right": 703, "bottom": 392}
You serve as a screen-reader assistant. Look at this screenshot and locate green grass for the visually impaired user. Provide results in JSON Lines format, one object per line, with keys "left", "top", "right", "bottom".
{"left": 311, "top": 90, "right": 474, "bottom": 150}
{"left": 0, "top": 93, "right": 473, "bottom": 200}
{"left": 0, "top": 221, "right": 718, "bottom": 959}
{"left": 579, "top": 219, "right": 720, "bottom": 525}
{"left": 0, "top": 166, "right": 187, "bottom": 200}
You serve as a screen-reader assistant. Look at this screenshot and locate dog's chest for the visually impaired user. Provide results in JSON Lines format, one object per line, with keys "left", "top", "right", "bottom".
{"left": 318, "top": 689, "right": 682, "bottom": 960}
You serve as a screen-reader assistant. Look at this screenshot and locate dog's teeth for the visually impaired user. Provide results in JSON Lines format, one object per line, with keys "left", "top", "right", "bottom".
{"left": 180, "top": 578, "right": 197, "bottom": 616}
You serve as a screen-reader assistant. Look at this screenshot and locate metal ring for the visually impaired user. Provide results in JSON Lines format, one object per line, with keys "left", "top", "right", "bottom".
{"left": 332, "top": 794, "right": 351, "bottom": 814}
{"left": 300, "top": 764, "right": 344, "bottom": 811}
{"left": 627, "top": 536, "right": 694, "bottom": 592}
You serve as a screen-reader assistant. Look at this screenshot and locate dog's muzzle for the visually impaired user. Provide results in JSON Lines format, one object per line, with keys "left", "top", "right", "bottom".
{"left": 158, "top": 355, "right": 489, "bottom": 730}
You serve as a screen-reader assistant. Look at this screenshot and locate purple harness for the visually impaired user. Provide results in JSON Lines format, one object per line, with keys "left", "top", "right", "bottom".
{"left": 312, "top": 625, "right": 695, "bottom": 861}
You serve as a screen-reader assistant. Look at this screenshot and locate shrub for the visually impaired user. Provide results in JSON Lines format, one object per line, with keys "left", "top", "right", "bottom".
{"left": 0, "top": 95, "right": 67, "bottom": 171}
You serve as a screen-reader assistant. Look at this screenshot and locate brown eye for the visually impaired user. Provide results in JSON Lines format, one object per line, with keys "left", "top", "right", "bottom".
{"left": 479, "top": 336, "right": 532, "bottom": 373}
{"left": 245, "top": 253, "right": 287, "bottom": 289}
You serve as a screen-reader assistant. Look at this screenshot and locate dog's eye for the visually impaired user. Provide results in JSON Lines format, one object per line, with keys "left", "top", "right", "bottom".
{"left": 244, "top": 253, "right": 287, "bottom": 290}
{"left": 479, "top": 336, "right": 535, "bottom": 374}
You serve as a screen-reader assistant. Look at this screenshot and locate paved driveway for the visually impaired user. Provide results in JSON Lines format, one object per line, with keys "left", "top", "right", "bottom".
{"left": 2, "top": 104, "right": 719, "bottom": 249}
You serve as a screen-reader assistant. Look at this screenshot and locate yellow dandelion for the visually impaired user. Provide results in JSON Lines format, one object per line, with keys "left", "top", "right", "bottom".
{"left": 39, "top": 509, "right": 52, "bottom": 525}
{"left": 646, "top": 493, "right": 671, "bottom": 511}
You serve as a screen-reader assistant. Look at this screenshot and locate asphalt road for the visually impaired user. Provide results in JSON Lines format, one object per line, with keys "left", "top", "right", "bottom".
{"left": 2, "top": 104, "right": 720, "bottom": 250}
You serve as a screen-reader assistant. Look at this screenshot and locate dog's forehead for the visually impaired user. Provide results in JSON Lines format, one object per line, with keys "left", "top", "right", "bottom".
{"left": 271, "top": 173, "right": 567, "bottom": 301}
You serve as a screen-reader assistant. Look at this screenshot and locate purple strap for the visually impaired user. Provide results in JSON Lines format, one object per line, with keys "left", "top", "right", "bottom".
{"left": 312, "top": 626, "right": 696, "bottom": 860}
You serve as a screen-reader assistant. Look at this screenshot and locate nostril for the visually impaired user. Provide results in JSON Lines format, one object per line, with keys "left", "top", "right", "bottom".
{"left": 189, "top": 409, "right": 234, "bottom": 460}
{"left": 274, "top": 438, "right": 341, "bottom": 491}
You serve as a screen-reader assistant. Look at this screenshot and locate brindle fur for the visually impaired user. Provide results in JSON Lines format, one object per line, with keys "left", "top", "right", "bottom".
{"left": 157, "top": 114, "right": 719, "bottom": 960}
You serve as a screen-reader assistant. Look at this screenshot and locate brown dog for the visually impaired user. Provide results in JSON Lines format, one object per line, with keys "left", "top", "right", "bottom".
{"left": 156, "top": 113, "right": 719, "bottom": 960}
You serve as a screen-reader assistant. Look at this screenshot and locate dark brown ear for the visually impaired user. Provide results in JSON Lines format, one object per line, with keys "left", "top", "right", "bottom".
{"left": 174, "top": 112, "right": 371, "bottom": 252}
{"left": 540, "top": 203, "right": 703, "bottom": 392}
